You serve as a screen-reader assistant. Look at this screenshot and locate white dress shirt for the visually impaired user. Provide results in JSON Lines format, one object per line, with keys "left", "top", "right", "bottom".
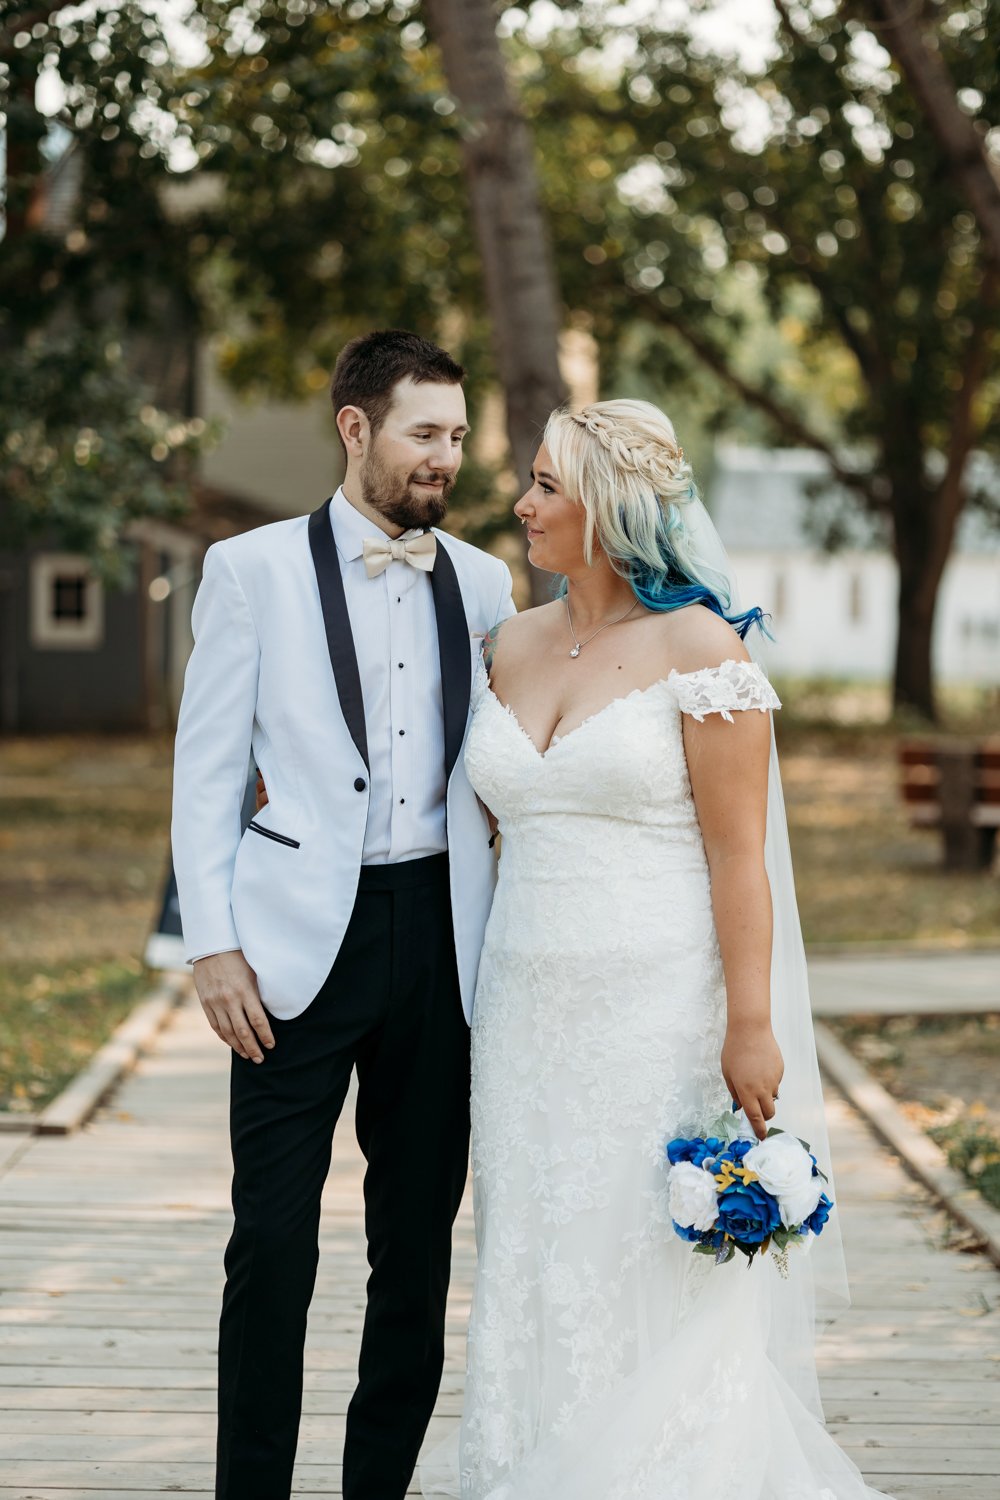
{"left": 329, "top": 486, "right": 448, "bottom": 864}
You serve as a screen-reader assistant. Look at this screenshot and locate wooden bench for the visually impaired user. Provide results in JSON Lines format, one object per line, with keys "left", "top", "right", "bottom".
{"left": 899, "top": 739, "right": 1000, "bottom": 870}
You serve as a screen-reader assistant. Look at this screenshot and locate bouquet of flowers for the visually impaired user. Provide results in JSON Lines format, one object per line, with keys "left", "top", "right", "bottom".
{"left": 664, "top": 1114, "right": 833, "bottom": 1274}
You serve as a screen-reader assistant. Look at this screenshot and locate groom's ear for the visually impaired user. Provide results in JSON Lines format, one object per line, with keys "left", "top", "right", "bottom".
{"left": 336, "top": 404, "right": 369, "bottom": 458}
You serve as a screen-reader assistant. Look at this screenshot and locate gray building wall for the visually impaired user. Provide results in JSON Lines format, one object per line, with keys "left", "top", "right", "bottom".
{"left": 0, "top": 546, "right": 147, "bottom": 733}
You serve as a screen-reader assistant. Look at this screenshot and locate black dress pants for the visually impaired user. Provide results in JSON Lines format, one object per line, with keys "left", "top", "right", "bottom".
{"left": 215, "top": 854, "right": 470, "bottom": 1500}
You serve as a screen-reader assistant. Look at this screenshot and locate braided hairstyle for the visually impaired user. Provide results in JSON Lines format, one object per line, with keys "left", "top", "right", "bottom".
{"left": 543, "top": 399, "right": 767, "bottom": 640}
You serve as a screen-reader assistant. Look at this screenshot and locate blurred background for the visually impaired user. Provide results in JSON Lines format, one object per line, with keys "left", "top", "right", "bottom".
{"left": 0, "top": 2, "right": 997, "bottom": 1191}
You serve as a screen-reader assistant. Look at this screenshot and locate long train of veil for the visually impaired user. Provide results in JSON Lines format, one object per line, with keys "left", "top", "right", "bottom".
{"left": 682, "top": 489, "right": 850, "bottom": 1415}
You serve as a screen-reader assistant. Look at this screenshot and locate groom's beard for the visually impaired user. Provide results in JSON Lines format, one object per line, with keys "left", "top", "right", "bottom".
{"left": 360, "top": 444, "right": 455, "bottom": 530}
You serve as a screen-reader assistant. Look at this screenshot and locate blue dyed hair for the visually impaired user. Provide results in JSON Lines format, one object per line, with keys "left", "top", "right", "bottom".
{"left": 618, "top": 497, "right": 769, "bottom": 641}
{"left": 545, "top": 401, "right": 769, "bottom": 641}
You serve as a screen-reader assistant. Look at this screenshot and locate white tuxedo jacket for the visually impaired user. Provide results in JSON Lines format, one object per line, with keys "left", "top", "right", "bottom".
{"left": 171, "top": 499, "right": 515, "bottom": 1023}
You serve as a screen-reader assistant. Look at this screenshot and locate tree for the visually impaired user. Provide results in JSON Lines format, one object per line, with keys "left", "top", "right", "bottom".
{"left": 0, "top": 1, "right": 207, "bottom": 558}
{"left": 862, "top": 0, "right": 1000, "bottom": 262}
{"left": 14, "top": 0, "right": 996, "bottom": 716}
{"left": 525, "top": 0, "right": 999, "bottom": 720}
{"left": 0, "top": 332, "right": 206, "bottom": 581}
{"left": 422, "top": 0, "right": 567, "bottom": 578}
{"left": 185, "top": 0, "right": 999, "bottom": 716}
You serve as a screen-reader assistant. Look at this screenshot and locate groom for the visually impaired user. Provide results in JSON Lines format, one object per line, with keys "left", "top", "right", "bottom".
{"left": 171, "top": 329, "right": 515, "bottom": 1500}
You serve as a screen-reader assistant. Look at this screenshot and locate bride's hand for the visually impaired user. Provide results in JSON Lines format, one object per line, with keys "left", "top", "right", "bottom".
{"left": 255, "top": 773, "right": 269, "bottom": 813}
{"left": 721, "top": 1022, "right": 784, "bottom": 1141}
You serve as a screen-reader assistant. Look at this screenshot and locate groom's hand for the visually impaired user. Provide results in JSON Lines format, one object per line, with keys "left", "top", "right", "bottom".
{"left": 193, "top": 950, "right": 275, "bottom": 1062}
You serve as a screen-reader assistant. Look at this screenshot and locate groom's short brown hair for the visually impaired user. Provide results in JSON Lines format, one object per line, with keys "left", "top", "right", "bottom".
{"left": 331, "top": 330, "right": 465, "bottom": 451}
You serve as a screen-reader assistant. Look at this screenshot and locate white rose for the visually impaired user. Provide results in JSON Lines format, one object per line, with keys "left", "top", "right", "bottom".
{"left": 667, "top": 1162, "right": 720, "bottom": 1232}
{"left": 745, "top": 1134, "right": 823, "bottom": 1228}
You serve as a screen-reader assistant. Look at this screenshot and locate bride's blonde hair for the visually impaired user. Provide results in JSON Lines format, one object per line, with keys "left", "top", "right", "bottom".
{"left": 543, "top": 398, "right": 766, "bottom": 638}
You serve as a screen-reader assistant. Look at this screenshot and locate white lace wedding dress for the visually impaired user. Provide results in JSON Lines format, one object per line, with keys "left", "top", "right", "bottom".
{"left": 421, "top": 657, "right": 889, "bottom": 1500}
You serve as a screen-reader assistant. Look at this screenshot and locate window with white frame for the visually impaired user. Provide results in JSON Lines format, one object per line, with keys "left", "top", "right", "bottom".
{"left": 30, "top": 553, "right": 105, "bottom": 650}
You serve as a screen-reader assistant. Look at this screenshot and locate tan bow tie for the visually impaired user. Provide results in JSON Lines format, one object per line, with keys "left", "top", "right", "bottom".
{"left": 362, "top": 531, "right": 437, "bottom": 579}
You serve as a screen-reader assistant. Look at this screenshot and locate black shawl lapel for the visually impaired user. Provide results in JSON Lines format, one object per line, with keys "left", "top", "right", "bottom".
{"left": 430, "top": 536, "right": 471, "bottom": 781}
{"left": 308, "top": 500, "right": 369, "bottom": 772}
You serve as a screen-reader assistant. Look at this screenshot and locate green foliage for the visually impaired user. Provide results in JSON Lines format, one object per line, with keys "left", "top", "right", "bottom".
{"left": 931, "top": 1115, "right": 1000, "bottom": 1210}
{"left": 6, "top": 0, "right": 999, "bottom": 661}
{"left": 0, "top": 332, "right": 208, "bottom": 581}
{"left": 0, "top": 957, "right": 148, "bottom": 1115}
{"left": 1, "top": 0, "right": 200, "bottom": 337}
{"left": 530, "top": 1, "right": 999, "bottom": 518}
{"left": 1, "top": 2, "right": 210, "bottom": 566}
{"left": 172, "top": 1, "right": 489, "bottom": 399}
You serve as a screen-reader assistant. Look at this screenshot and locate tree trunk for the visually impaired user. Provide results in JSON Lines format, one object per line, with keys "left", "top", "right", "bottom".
{"left": 422, "top": 0, "right": 567, "bottom": 602}
{"left": 892, "top": 563, "right": 939, "bottom": 721}
{"left": 890, "top": 475, "right": 958, "bottom": 722}
{"left": 864, "top": 0, "right": 1000, "bottom": 262}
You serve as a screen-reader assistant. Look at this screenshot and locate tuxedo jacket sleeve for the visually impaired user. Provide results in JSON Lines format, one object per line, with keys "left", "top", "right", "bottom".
{"left": 171, "top": 543, "right": 261, "bottom": 963}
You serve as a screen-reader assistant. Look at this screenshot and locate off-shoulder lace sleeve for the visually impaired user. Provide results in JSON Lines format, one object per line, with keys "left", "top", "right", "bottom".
{"left": 667, "top": 658, "right": 781, "bottom": 723}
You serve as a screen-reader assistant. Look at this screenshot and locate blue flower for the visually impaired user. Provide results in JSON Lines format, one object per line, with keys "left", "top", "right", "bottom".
{"left": 666, "top": 1136, "right": 724, "bottom": 1167}
{"left": 803, "top": 1193, "right": 833, "bottom": 1236}
{"left": 715, "top": 1179, "right": 781, "bottom": 1245}
{"left": 728, "top": 1139, "right": 754, "bottom": 1162}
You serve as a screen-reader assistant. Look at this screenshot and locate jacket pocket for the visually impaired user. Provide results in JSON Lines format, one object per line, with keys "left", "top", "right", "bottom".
{"left": 247, "top": 819, "right": 301, "bottom": 850}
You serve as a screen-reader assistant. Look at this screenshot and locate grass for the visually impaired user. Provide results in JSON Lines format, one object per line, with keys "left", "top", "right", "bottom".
{"left": 0, "top": 733, "right": 174, "bottom": 1113}
{"left": 827, "top": 1013, "right": 1000, "bottom": 1210}
{"left": 0, "top": 959, "right": 149, "bottom": 1113}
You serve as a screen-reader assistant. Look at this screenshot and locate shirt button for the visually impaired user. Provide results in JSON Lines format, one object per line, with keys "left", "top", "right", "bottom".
{"left": 354, "top": 777, "right": 366, "bottom": 792}
{"left": 398, "top": 661, "right": 404, "bottom": 669}
{"left": 399, "top": 797, "right": 405, "bottom": 805}
{"left": 398, "top": 729, "right": 405, "bottom": 736}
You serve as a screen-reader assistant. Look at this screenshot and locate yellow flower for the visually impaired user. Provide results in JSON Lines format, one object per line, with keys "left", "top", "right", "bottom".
{"left": 713, "top": 1160, "right": 760, "bottom": 1192}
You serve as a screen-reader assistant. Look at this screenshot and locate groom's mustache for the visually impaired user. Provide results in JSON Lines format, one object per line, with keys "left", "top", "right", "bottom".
{"left": 410, "top": 472, "right": 454, "bottom": 491}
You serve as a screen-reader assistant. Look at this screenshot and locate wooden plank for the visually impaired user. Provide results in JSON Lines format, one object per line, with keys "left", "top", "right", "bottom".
{"left": 0, "top": 994, "right": 996, "bottom": 1499}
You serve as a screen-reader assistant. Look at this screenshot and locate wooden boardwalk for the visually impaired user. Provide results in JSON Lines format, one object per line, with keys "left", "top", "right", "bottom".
{"left": 0, "top": 992, "right": 997, "bottom": 1499}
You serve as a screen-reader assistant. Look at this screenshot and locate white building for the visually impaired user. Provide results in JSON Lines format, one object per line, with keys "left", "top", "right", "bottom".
{"left": 708, "top": 446, "right": 1000, "bottom": 687}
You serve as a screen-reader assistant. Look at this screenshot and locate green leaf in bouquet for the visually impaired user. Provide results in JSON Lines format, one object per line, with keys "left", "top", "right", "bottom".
{"left": 706, "top": 1109, "right": 749, "bottom": 1143}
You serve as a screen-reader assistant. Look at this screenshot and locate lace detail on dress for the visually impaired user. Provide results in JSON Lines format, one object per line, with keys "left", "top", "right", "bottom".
{"left": 668, "top": 658, "right": 781, "bottom": 723}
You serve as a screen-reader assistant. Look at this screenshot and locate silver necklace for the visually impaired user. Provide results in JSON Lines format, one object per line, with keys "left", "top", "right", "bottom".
{"left": 564, "top": 593, "right": 640, "bottom": 658}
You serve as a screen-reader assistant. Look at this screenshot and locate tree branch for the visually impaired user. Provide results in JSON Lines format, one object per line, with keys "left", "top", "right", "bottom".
{"left": 937, "top": 264, "right": 999, "bottom": 535}
{"left": 621, "top": 281, "right": 876, "bottom": 505}
{"left": 863, "top": 0, "right": 1000, "bottom": 263}
{"left": 756, "top": 201, "right": 889, "bottom": 385}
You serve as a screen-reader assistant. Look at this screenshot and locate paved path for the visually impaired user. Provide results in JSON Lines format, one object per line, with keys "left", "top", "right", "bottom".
{"left": 0, "top": 992, "right": 997, "bottom": 1499}
{"left": 807, "top": 951, "right": 999, "bottom": 1017}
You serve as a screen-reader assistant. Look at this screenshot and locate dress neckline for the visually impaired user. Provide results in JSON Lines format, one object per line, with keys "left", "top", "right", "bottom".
{"left": 485, "top": 678, "right": 675, "bottom": 760}
{"left": 482, "top": 657, "right": 766, "bottom": 759}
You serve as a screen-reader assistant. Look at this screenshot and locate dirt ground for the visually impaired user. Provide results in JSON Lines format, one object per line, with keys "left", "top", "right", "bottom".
{"left": 778, "top": 727, "right": 999, "bottom": 947}
{"left": 828, "top": 1012, "right": 1000, "bottom": 1208}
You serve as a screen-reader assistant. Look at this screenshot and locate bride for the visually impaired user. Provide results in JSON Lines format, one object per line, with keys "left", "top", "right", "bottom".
{"left": 422, "top": 399, "right": 889, "bottom": 1499}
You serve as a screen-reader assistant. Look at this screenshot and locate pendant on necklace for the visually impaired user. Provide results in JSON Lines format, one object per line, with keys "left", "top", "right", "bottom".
{"left": 569, "top": 646, "right": 581, "bottom": 658}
